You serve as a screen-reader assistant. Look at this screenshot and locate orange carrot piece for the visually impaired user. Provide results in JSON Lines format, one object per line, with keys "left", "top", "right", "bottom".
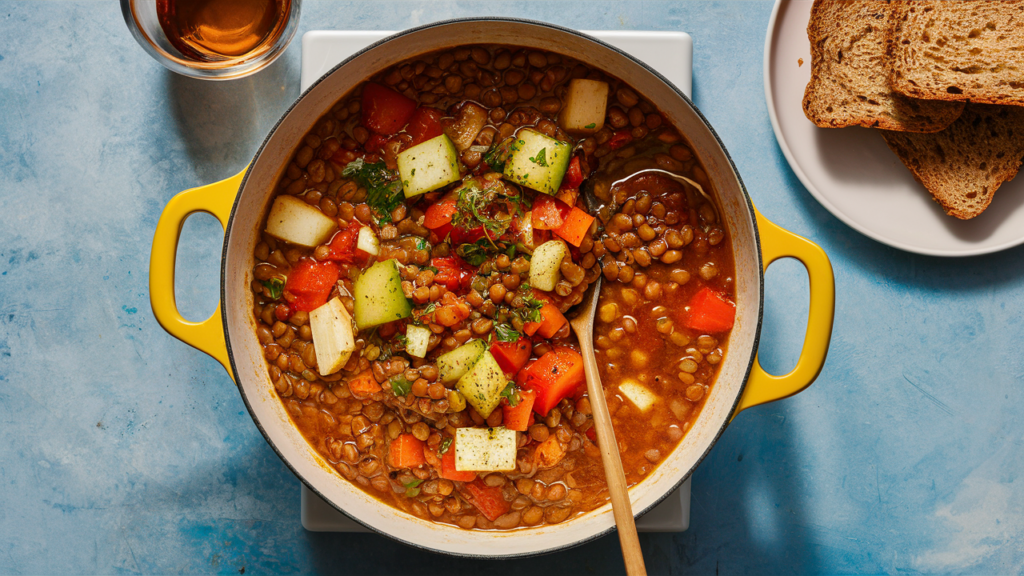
{"left": 388, "top": 434, "right": 426, "bottom": 468}
{"left": 348, "top": 369, "right": 381, "bottom": 397}
{"left": 522, "top": 302, "right": 567, "bottom": 338}
{"left": 554, "top": 207, "right": 595, "bottom": 247}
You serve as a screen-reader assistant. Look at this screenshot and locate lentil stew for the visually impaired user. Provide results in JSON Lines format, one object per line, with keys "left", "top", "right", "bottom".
{"left": 249, "top": 44, "right": 736, "bottom": 531}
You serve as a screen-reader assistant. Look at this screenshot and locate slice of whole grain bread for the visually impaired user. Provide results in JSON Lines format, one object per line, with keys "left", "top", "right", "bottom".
{"left": 803, "top": 0, "right": 964, "bottom": 132}
{"left": 889, "top": 0, "right": 1024, "bottom": 106}
{"left": 881, "top": 103, "right": 1024, "bottom": 219}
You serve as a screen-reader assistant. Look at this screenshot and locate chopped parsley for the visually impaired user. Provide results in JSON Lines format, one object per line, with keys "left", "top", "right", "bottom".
{"left": 394, "top": 333, "right": 409, "bottom": 348}
{"left": 403, "top": 478, "right": 424, "bottom": 497}
{"left": 390, "top": 376, "right": 413, "bottom": 397}
{"left": 483, "top": 139, "right": 511, "bottom": 172}
{"left": 529, "top": 147, "right": 548, "bottom": 167}
{"left": 500, "top": 381, "right": 521, "bottom": 407}
{"left": 260, "top": 277, "right": 285, "bottom": 300}
{"left": 494, "top": 323, "right": 521, "bottom": 342}
{"left": 584, "top": 122, "right": 597, "bottom": 129}
{"left": 451, "top": 181, "right": 525, "bottom": 240}
{"left": 510, "top": 286, "right": 546, "bottom": 326}
{"left": 342, "top": 158, "right": 404, "bottom": 224}
{"left": 416, "top": 238, "right": 429, "bottom": 250}
{"left": 438, "top": 436, "right": 453, "bottom": 455}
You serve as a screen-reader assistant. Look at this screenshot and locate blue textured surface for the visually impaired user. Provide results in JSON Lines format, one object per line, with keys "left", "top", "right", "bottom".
{"left": 2, "top": 1, "right": 1023, "bottom": 574}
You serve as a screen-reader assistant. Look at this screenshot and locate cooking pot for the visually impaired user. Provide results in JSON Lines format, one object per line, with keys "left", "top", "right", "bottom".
{"left": 149, "top": 18, "right": 835, "bottom": 557}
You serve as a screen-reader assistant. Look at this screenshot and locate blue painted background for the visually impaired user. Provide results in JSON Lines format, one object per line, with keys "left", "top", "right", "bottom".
{"left": 2, "top": 1, "right": 1023, "bottom": 574}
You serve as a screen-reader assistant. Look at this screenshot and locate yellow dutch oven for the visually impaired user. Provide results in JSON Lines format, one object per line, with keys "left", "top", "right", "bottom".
{"left": 149, "top": 18, "right": 834, "bottom": 558}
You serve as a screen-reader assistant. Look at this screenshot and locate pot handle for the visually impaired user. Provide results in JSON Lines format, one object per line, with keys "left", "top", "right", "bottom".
{"left": 733, "top": 208, "right": 835, "bottom": 415}
{"left": 149, "top": 169, "right": 245, "bottom": 381}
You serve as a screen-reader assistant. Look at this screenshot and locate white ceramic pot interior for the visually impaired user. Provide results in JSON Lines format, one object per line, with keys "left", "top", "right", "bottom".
{"left": 222, "top": 20, "right": 762, "bottom": 557}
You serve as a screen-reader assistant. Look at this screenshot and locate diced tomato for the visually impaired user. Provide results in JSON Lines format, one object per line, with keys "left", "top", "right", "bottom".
{"left": 608, "top": 130, "right": 633, "bottom": 150}
{"left": 502, "top": 389, "right": 536, "bottom": 432}
{"left": 682, "top": 287, "right": 736, "bottom": 333}
{"left": 560, "top": 156, "right": 584, "bottom": 190}
{"left": 449, "top": 225, "right": 487, "bottom": 245}
{"left": 284, "top": 259, "right": 340, "bottom": 312}
{"left": 554, "top": 207, "right": 595, "bottom": 247}
{"left": 532, "top": 195, "right": 572, "bottom": 230}
{"left": 389, "top": 434, "right": 426, "bottom": 469}
{"left": 424, "top": 195, "right": 458, "bottom": 230}
{"left": 326, "top": 221, "right": 361, "bottom": 263}
{"left": 463, "top": 479, "right": 511, "bottom": 522}
{"left": 491, "top": 336, "right": 533, "bottom": 374}
{"left": 430, "top": 256, "right": 475, "bottom": 293}
{"left": 522, "top": 346, "right": 586, "bottom": 416}
{"left": 440, "top": 438, "right": 477, "bottom": 482}
{"left": 515, "top": 358, "right": 536, "bottom": 388}
{"left": 360, "top": 82, "right": 417, "bottom": 135}
{"left": 364, "top": 133, "right": 390, "bottom": 155}
{"left": 406, "top": 106, "right": 444, "bottom": 145}
{"left": 523, "top": 302, "right": 568, "bottom": 339}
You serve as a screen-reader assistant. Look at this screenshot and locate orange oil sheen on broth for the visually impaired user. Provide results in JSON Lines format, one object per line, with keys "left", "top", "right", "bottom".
{"left": 157, "top": 0, "right": 290, "bottom": 61}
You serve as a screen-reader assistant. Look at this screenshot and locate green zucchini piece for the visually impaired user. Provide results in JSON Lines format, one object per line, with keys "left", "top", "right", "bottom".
{"left": 529, "top": 239, "right": 569, "bottom": 292}
{"left": 456, "top": 350, "right": 507, "bottom": 418}
{"left": 503, "top": 129, "right": 572, "bottom": 195}
{"left": 437, "top": 339, "right": 486, "bottom": 383}
{"left": 396, "top": 134, "right": 461, "bottom": 198}
{"left": 455, "top": 427, "right": 517, "bottom": 472}
{"left": 405, "top": 324, "right": 431, "bottom": 359}
{"left": 353, "top": 259, "right": 412, "bottom": 330}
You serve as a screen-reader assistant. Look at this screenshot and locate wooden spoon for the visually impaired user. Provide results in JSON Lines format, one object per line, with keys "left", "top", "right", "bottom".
{"left": 569, "top": 277, "right": 647, "bottom": 576}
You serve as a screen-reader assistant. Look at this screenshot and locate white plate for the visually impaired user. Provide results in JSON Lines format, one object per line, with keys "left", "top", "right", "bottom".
{"left": 764, "top": 0, "right": 1024, "bottom": 257}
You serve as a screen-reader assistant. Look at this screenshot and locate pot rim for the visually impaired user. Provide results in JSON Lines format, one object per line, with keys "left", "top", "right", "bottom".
{"left": 219, "top": 16, "right": 764, "bottom": 558}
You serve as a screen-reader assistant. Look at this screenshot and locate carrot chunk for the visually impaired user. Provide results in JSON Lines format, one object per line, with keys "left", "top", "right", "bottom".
{"left": 554, "top": 207, "right": 595, "bottom": 247}
{"left": 522, "top": 346, "right": 586, "bottom": 416}
{"left": 348, "top": 369, "right": 381, "bottom": 398}
{"left": 682, "top": 287, "right": 736, "bottom": 333}
{"left": 501, "top": 389, "right": 537, "bottom": 432}
{"left": 388, "top": 433, "right": 426, "bottom": 469}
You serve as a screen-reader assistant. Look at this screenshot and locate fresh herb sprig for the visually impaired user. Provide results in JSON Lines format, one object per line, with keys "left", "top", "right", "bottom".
{"left": 500, "top": 381, "right": 521, "bottom": 407}
{"left": 342, "top": 158, "right": 404, "bottom": 224}
{"left": 494, "top": 323, "right": 521, "bottom": 342}
{"left": 260, "top": 277, "right": 285, "bottom": 300}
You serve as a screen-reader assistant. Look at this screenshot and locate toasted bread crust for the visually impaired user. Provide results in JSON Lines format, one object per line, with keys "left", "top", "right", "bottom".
{"left": 881, "top": 103, "right": 1024, "bottom": 219}
{"left": 889, "top": 0, "right": 1024, "bottom": 107}
{"left": 803, "top": 0, "right": 964, "bottom": 132}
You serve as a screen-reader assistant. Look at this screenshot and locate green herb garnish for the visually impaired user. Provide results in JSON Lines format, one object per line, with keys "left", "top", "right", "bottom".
{"left": 403, "top": 478, "right": 424, "bottom": 497}
{"left": 451, "top": 181, "right": 524, "bottom": 240}
{"left": 438, "top": 437, "right": 453, "bottom": 455}
{"left": 342, "top": 158, "right": 404, "bottom": 224}
{"left": 499, "top": 381, "right": 521, "bottom": 407}
{"left": 494, "top": 323, "right": 520, "bottom": 343}
{"left": 394, "top": 333, "right": 409, "bottom": 348}
{"left": 260, "top": 277, "right": 285, "bottom": 300}
{"left": 584, "top": 123, "right": 597, "bottom": 129}
{"left": 390, "top": 376, "right": 413, "bottom": 396}
{"left": 416, "top": 238, "right": 429, "bottom": 250}
{"left": 511, "top": 285, "right": 546, "bottom": 325}
{"left": 529, "top": 147, "right": 548, "bottom": 167}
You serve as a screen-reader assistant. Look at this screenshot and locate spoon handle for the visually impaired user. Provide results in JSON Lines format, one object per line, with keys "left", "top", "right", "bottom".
{"left": 577, "top": 328, "right": 647, "bottom": 576}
